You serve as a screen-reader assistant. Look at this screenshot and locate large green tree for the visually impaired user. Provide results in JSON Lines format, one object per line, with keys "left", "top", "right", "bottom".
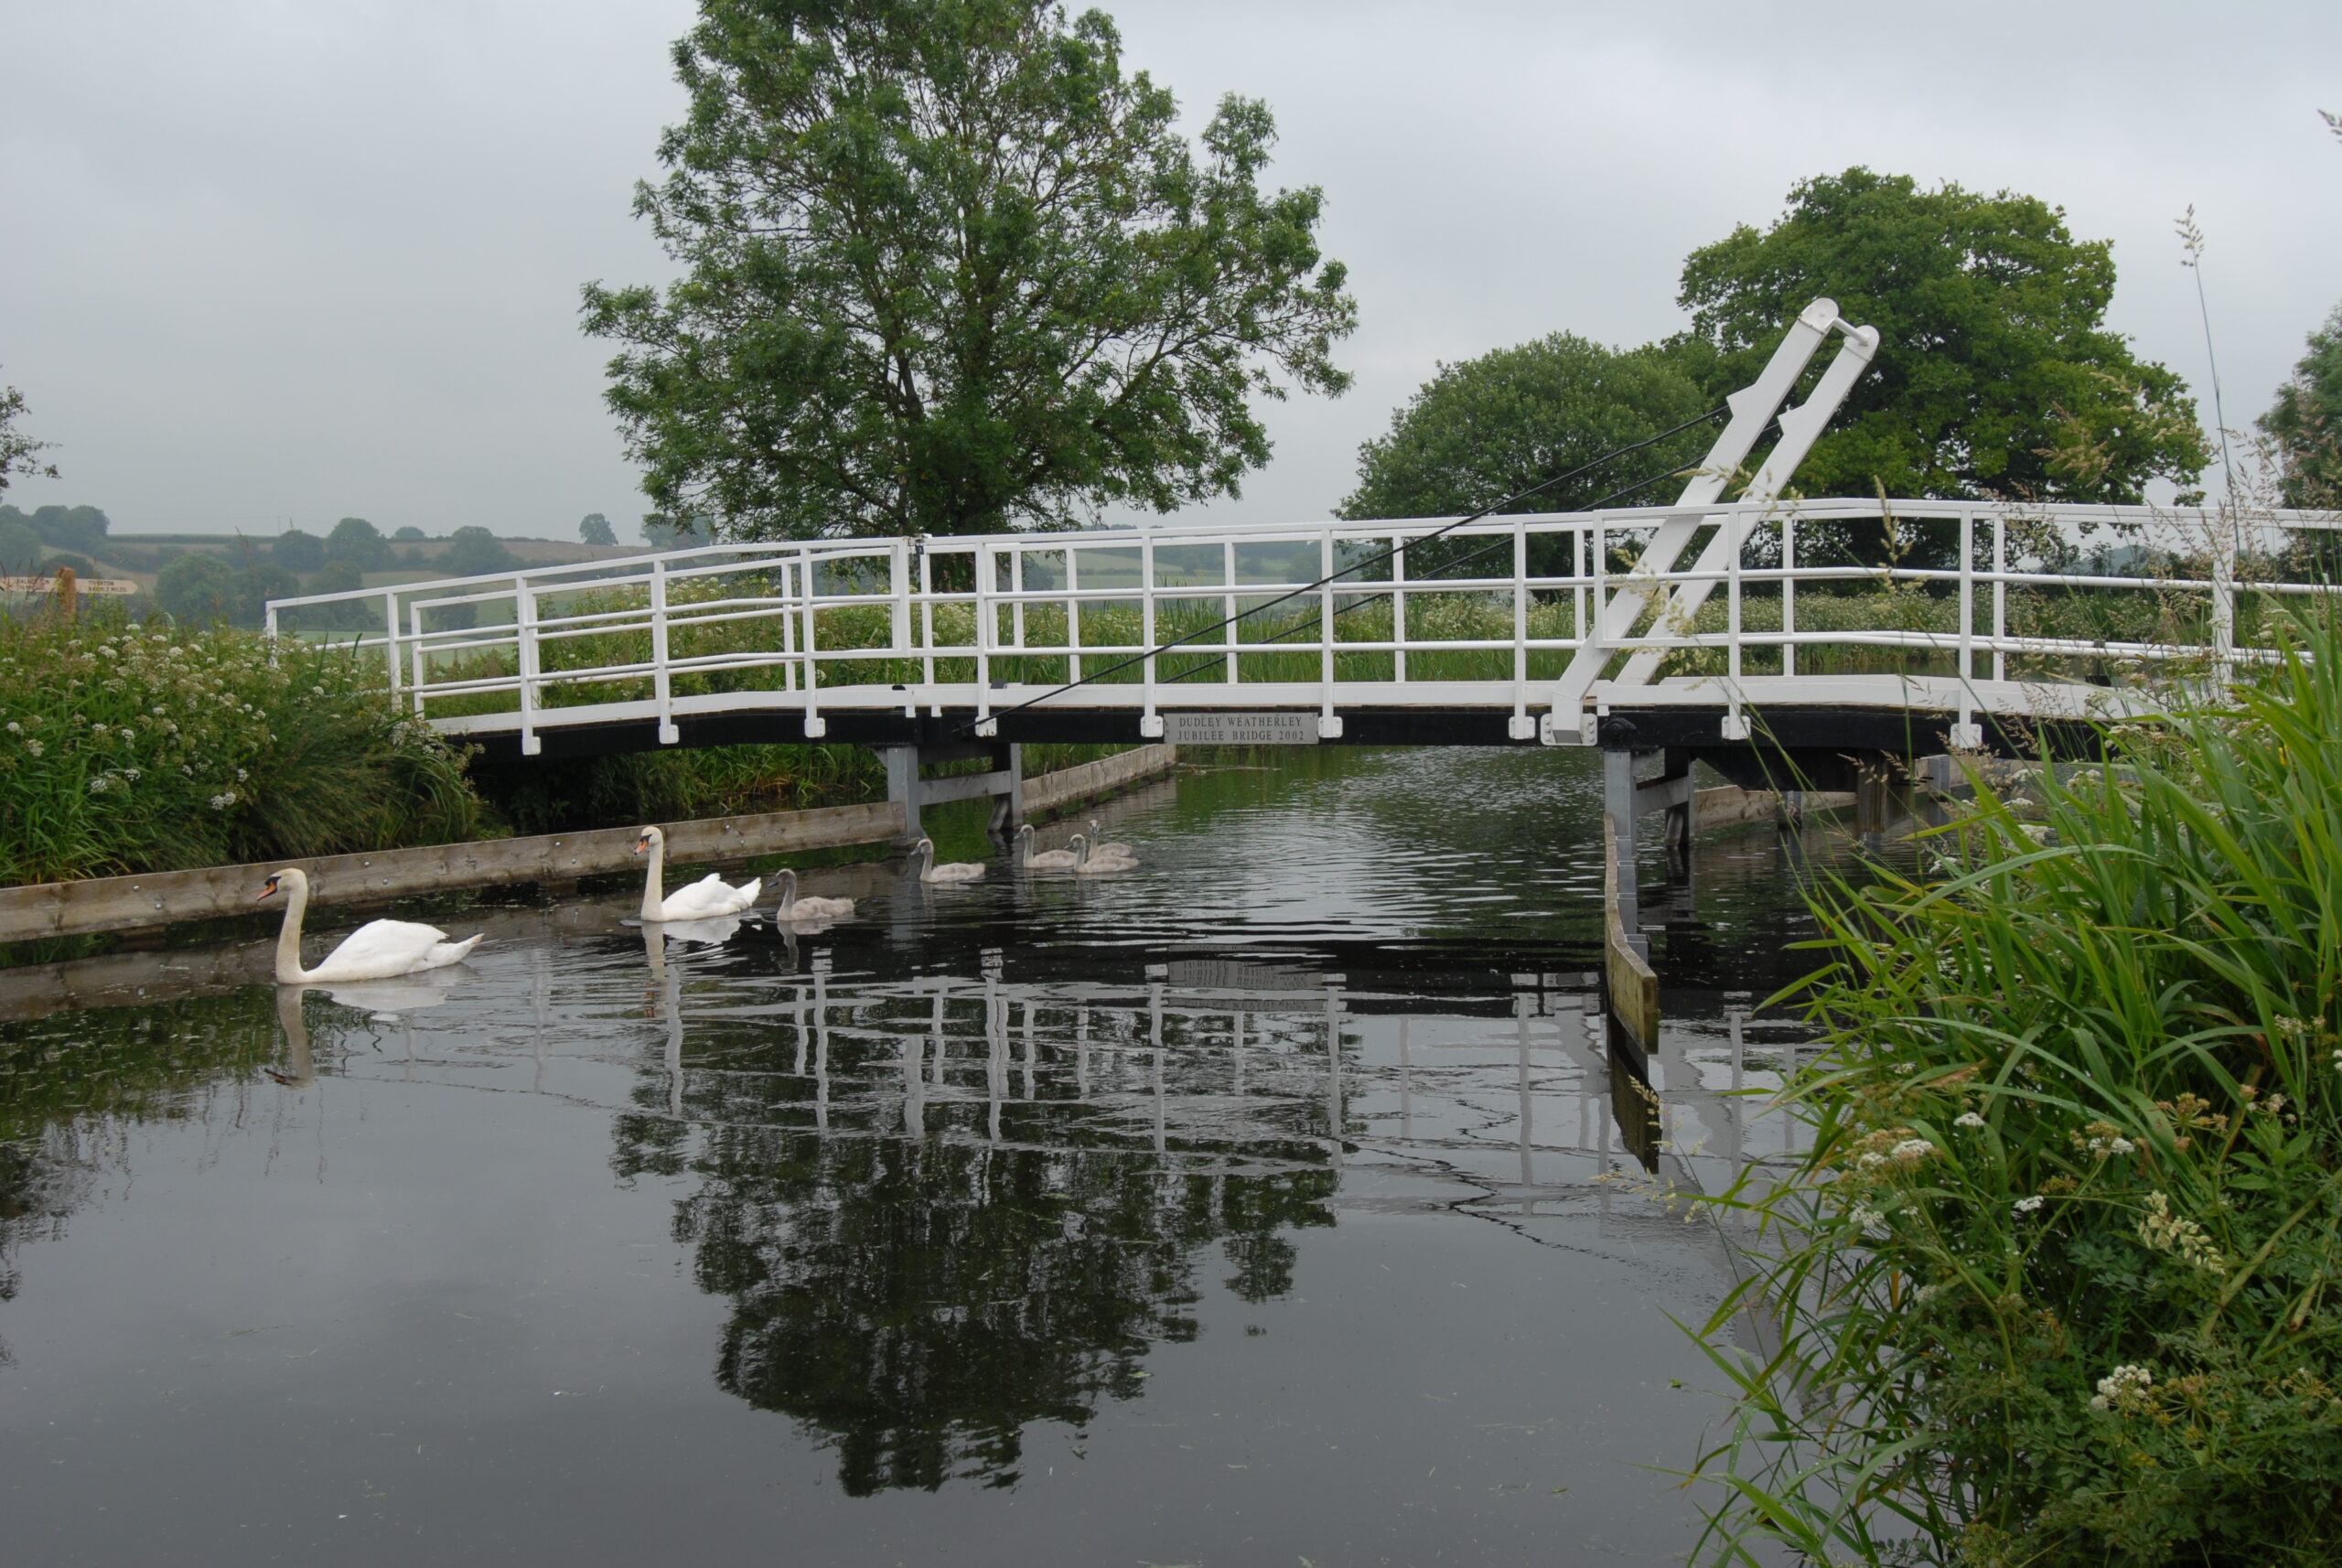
{"left": 1338, "top": 333, "right": 1714, "bottom": 522}
{"left": 2259, "top": 306, "right": 2342, "bottom": 509}
{"left": 0, "top": 371, "right": 59, "bottom": 499}
{"left": 1678, "top": 168, "right": 2206, "bottom": 504}
{"left": 584, "top": 0, "right": 1356, "bottom": 541}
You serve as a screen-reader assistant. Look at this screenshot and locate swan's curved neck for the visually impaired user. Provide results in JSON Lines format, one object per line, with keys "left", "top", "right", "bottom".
{"left": 777, "top": 870, "right": 797, "bottom": 914}
{"left": 640, "top": 836, "right": 667, "bottom": 920}
{"left": 274, "top": 877, "right": 314, "bottom": 984}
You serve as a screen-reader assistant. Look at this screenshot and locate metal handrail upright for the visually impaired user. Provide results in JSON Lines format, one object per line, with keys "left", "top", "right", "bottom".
{"left": 650, "top": 558, "right": 677, "bottom": 745}
{"left": 799, "top": 550, "right": 824, "bottom": 737}
{"left": 514, "top": 575, "right": 542, "bottom": 757}
{"left": 1317, "top": 527, "right": 1338, "bottom": 738}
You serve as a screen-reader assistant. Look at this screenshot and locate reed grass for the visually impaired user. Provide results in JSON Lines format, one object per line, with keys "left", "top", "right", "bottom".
{"left": 1685, "top": 604, "right": 2342, "bottom": 1565}
{"left": 0, "top": 611, "right": 489, "bottom": 886}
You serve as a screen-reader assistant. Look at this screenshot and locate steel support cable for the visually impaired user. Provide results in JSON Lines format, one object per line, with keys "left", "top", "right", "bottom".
{"left": 955, "top": 405, "right": 1733, "bottom": 736}
{"left": 1153, "top": 456, "right": 1717, "bottom": 686}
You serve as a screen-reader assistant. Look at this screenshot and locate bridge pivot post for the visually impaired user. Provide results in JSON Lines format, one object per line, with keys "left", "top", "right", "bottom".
{"left": 987, "top": 743, "right": 1024, "bottom": 836}
{"left": 1660, "top": 748, "right": 1694, "bottom": 852}
{"left": 1602, "top": 747, "right": 1644, "bottom": 954}
{"left": 880, "top": 745, "right": 923, "bottom": 845}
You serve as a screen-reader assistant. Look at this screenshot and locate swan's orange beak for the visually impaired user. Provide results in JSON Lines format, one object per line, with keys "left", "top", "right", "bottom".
{"left": 633, "top": 836, "right": 649, "bottom": 855}
{"left": 256, "top": 877, "right": 280, "bottom": 901}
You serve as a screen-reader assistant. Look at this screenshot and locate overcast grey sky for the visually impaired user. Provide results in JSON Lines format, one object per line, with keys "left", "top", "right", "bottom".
{"left": 2, "top": 0, "right": 2336, "bottom": 540}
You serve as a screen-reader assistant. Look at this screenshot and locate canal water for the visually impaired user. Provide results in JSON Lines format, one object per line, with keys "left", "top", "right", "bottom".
{"left": 0, "top": 746, "right": 1853, "bottom": 1566}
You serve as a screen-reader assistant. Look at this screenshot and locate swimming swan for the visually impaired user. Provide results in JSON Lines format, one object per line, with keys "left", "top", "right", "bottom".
{"left": 1086, "top": 819, "right": 1134, "bottom": 859}
{"left": 776, "top": 869, "right": 857, "bottom": 921}
{"left": 1074, "top": 836, "right": 1138, "bottom": 875}
{"left": 1015, "top": 824, "right": 1085, "bottom": 871}
{"left": 635, "top": 825, "right": 761, "bottom": 921}
{"left": 912, "top": 837, "right": 986, "bottom": 883}
{"left": 258, "top": 867, "right": 482, "bottom": 984}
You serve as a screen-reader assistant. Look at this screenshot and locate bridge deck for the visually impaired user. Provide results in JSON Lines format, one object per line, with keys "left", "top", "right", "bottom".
{"left": 264, "top": 496, "right": 2330, "bottom": 762}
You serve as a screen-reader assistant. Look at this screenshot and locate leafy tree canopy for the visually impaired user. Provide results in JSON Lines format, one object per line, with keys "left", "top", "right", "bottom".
{"left": 1338, "top": 334, "right": 1714, "bottom": 523}
{"left": 642, "top": 512, "right": 714, "bottom": 549}
{"left": 0, "top": 519, "right": 40, "bottom": 575}
{"left": 273, "top": 529, "right": 327, "bottom": 574}
{"left": 584, "top": 0, "right": 1356, "bottom": 541}
{"left": 579, "top": 511, "right": 618, "bottom": 546}
{"left": 0, "top": 504, "right": 110, "bottom": 555}
{"left": 442, "top": 526, "right": 515, "bottom": 577}
{"left": 2259, "top": 305, "right": 2342, "bottom": 509}
{"left": 1678, "top": 167, "right": 2206, "bottom": 503}
{"left": 392, "top": 525, "right": 427, "bottom": 542}
{"left": 156, "top": 553, "right": 238, "bottom": 624}
{"left": 309, "top": 560, "right": 365, "bottom": 596}
{"left": 327, "top": 516, "right": 389, "bottom": 570}
{"left": 0, "top": 371, "right": 59, "bottom": 499}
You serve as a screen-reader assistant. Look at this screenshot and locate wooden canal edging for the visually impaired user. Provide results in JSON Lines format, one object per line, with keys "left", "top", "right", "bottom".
{"left": 0, "top": 802, "right": 901, "bottom": 946}
{"left": 1601, "top": 811, "right": 1660, "bottom": 1060}
{"left": 1024, "top": 744, "right": 1178, "bottom": 819}
{"left": 0, "top": 745, "right": 1184, "bottom": 946}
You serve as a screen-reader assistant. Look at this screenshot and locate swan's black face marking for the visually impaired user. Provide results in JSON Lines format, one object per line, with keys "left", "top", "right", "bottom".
{"left": 257, "top": 875, "right": 281, "bottom": 902}
{"left": 633, "top": 834, "right": 651, "bottom": 855}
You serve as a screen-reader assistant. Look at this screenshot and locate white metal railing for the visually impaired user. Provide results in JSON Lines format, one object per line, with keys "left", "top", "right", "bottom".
{"left": 263, "top": 499, "right": 2342, "bottom": 756}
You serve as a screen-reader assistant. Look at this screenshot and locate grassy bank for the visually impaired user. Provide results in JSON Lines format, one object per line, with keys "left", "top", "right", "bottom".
{"left": 0, "top": 613, "right": 488, "bottom": 886}
{"left": 1692, "top": 611, "right": 2342, "bottom": 1564}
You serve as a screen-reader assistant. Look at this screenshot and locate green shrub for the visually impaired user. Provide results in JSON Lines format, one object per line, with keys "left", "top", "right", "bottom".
{"left": 0, "top": 612, "right": 489, "bottom": 885}
{"left": 1690, "top": 608, "right": 2342, "bottom": 1565}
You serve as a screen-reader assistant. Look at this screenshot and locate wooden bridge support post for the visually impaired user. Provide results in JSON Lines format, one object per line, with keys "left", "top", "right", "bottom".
{"left": 986, "top": 743, "right": 1025, "bottom": 837}
{"left": 1854, "top": 766, "right": 1912, "bottom": 841}
{"left": 1603, "top": 748, "right": 1644, "bottom": 953}
{"left": 880, "top": 745, "right": 923, "bottom": 845}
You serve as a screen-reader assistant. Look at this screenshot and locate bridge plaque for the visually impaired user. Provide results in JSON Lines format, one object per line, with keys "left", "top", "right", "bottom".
{"left": 1162, "top": 711, "right": 1319, "bottom": 746}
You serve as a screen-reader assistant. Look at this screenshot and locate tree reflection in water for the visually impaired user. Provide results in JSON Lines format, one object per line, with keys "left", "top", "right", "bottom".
{"left": 612, "top": 954, "right": 1341, "bottom": 1495}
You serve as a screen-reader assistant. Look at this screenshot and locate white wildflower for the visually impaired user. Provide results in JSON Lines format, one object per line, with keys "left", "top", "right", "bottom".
{"left": 2014, "top": 1195, "right": 2046, "bottom": 1214}
{"left": 208, "top": 791, "right": 237, "bottom": 811}
{"left": 24, "top": 739, "right": 42, "bottom": 757}
{"left": 236, "top": 768, "right": 249, "bottom": 781}
{"left": 87, "top": 776, "right": 110, "bottom": 794}
{"left": 2090, "top": 1364, "right": 2154, "bottom": 1415}
{"left": 1889, "top": 1138, "right": 1936, "bottom": 1164}
{"left": 2138, "top": 1190, "right": 2228, "bottom": 1275}
{"left": 1955, "top": 1112, "right": 1986, "bottom": 1129}
{"left": 123, "top": 768, "right": 140, "bottom": 782}
{"left": 4, "top": 722, "right": 16, "bottom": 734}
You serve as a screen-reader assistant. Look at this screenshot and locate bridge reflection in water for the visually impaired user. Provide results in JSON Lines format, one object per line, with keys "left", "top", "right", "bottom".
{"left": 591, "top": 930, "right": 1806, "bottom": 1493}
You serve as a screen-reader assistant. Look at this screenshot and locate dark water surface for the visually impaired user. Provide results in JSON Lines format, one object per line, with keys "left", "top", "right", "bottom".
{"left": 0, "top": 747, "right": 1851, "bottom": 1566}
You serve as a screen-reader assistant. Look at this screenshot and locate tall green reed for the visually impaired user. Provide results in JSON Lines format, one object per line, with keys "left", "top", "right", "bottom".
{"left": 1688, "top": 605, "right": 2342, "bottom": 1565}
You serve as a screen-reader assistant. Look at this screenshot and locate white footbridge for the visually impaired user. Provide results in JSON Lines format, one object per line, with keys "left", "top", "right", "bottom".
{"left": 270, "top": 298, "right": 2334, "bottom": 776}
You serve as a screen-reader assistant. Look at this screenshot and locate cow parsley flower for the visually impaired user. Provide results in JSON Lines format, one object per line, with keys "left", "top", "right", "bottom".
{"left": 1954, "top": 1112, "right": 1986, "bottom": 1129}
{"left": 2090, "top": 1364, "right": 2154, "bottom": 1415}
{"left": 2014, "top": 1195, "right": 2046, "bottom": 1214}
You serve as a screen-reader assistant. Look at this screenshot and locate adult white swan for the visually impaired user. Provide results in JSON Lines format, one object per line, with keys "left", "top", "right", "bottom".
{"left": 775, "top": 869, "right": 856, "bottom": 921}
{"left": 1015, "top": 825, "right": 1085, "bottom": 871}
{"left": 634, "top": 825, "right": 761, "bottom": 921}
{"left": 257, "top": 867, "right": 482, "bottom": 984}
{"left": 911, "top": 837, "right": 986, "bottom": 883}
